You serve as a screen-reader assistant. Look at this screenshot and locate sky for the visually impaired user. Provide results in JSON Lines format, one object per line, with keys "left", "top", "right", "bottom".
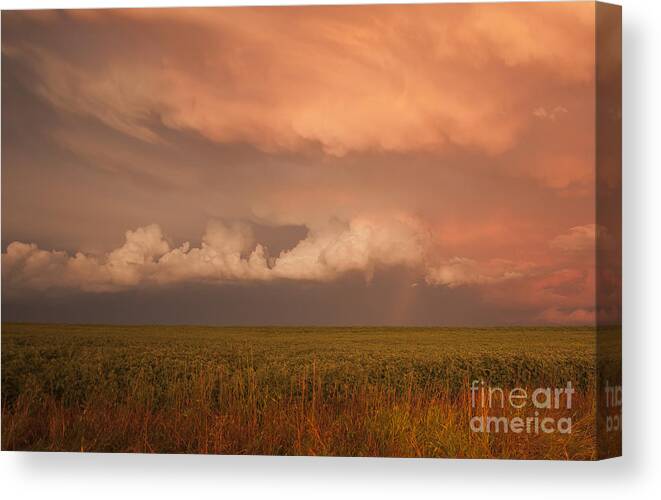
{"left": 1, "top": 3, "right": 611, "bottom": 326}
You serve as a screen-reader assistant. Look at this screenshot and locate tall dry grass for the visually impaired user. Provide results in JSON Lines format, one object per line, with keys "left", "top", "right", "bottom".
{"left": 2, "top": 363, "right": 597, "bottom": 459}
{"left": 2, "top": 324, "right": 617, "bottom": 458}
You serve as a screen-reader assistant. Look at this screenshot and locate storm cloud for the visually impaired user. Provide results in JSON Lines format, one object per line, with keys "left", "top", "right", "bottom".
{"left": 2, "top": 4, "right": 601, "bottom": 325}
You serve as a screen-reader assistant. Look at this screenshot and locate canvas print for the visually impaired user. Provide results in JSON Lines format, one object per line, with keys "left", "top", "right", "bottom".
{"left": 1, "top": 2, "right": 621, "bottom": 459}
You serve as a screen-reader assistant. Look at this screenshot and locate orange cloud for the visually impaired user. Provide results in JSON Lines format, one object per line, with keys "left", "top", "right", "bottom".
{"left": 4, "top": 3, "right": 595, "bottom": 160}
{"left": 550, "top": 224, "right": 597, "bottom": 253}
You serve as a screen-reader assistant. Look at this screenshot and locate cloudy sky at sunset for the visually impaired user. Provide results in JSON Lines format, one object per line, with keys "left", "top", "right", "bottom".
{"left": 2, "top": 3, "right": 602, "bottom": 325}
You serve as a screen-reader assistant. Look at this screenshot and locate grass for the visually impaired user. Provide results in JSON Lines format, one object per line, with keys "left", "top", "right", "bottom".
{"left": 1, "top": 323, "right": 619, "bottom": 459}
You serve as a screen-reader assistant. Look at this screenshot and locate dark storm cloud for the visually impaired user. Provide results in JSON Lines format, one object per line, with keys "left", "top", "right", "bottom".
{"left": 2, "top": 268, "right": 545, "bottom": 327}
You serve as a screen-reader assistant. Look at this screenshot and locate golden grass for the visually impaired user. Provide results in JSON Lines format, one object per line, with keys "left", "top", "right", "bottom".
{"left": 2, "top": 363, "right": 599, "bottom": 458}
{"left": 1, "top": 324, "right": 619, "bottom": 458}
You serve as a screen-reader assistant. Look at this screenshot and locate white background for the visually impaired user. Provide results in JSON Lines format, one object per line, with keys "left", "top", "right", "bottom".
{"left": 0, "top": 0, "right": 658, "bottom": 498}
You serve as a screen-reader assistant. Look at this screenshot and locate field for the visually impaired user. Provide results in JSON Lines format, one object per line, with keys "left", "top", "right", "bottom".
{"left": 1, "top": 323, "right": 615, "bottom": 459}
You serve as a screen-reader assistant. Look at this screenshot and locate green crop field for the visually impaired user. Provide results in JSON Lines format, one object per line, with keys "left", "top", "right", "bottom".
{"left": 1, "top": 323, "right": 617, "bottom": 458}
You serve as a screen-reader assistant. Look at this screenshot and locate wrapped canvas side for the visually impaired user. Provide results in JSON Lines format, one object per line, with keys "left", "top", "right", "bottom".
{"left": 595, "top": 1, "right": 622, "bottom": 460}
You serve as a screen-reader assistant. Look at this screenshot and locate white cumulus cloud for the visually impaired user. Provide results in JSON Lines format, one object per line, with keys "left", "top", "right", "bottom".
{"left": 2, "top": 217, "right": 428, "bottom": 294}
{"left": 424, "top": 257, "right": 532, "bottom": 288}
